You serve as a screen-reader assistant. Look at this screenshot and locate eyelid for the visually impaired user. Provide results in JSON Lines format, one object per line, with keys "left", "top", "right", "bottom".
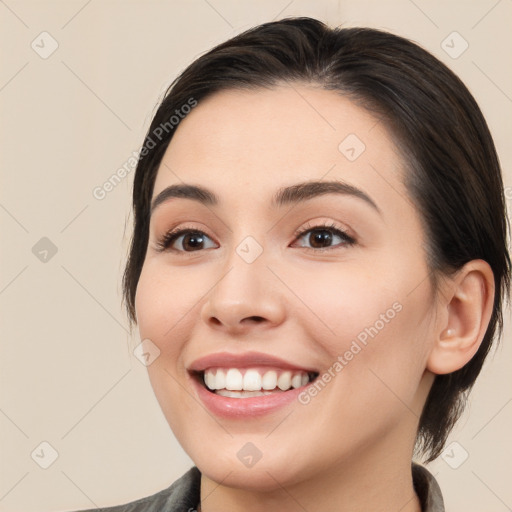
{"left": 293, "top": 219, "right": 353, "bottom": 239}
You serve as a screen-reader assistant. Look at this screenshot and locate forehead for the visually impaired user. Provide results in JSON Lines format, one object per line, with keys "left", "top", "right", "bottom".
{"left": 152, "top": 85, "right": 409, "bottom": 214}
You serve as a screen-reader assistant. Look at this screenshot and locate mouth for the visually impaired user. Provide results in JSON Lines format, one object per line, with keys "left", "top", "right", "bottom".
{"left": 194, "top": 367, "right": 320, "bottom": 398}
{"left": 187, "top": 352, "right": 320, "bottom": 416}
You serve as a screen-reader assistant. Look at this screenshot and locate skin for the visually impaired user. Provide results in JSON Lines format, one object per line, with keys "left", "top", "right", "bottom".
{"left": 134, "top": 84, "right": 494, "bottom": 512}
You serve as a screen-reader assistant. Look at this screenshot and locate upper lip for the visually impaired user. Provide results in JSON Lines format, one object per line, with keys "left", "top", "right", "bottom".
{"left": 188, "top": 351, "right": 318, "bottom": 373}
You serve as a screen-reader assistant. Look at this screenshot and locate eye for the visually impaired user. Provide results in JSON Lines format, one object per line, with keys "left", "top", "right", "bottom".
{"left": 155, "top": 221, "right": 355, "bottom": 254}
{"left": 156, "top": 227, "right": 217, "bottom": 252}
{"left": 291, "top": 221, "right": 355, "bottom": 251}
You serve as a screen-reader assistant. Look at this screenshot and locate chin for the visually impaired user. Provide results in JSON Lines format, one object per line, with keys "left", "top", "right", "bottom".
{"left": 198, "top": 457, "right": 303, "bottom": 492}
{"left": 183, "top": 433, "right": 321, "bottom": 493}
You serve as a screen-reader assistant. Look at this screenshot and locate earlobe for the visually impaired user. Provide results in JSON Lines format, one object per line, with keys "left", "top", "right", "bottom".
{"left": 426, "top": 260, "right": 495, "bottom": 375}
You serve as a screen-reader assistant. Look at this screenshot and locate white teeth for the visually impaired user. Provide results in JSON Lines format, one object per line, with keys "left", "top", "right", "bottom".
{"left": 225, "top": 369, "right": 243, "bottom": 390}
{"left": 277, "top": 371, "right": 292, "bottom": 390}
{"left": 215, "top": 369, "right": 226, "bottom": 390}
{"left": 243, "top": 369, "right": 262, "bottom": 391}
{"left": 291, "top": 373, "right": 303, "bottom": 389}
{"left": 203, "top": 367, "right": 312, "bottom": 393}
{"left": 262, "top": 370, "right": 277, "bottom": 390}
{"left": 205, "top": 370, "right": 215, "bottom": 390}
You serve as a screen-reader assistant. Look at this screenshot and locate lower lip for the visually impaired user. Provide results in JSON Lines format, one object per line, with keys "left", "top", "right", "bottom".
{"left": 190, "top": 374, "right": 306, "bottom": 418}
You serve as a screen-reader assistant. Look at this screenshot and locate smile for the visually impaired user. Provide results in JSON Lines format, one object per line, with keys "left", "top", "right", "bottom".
{"left": 188, "top": 351, "right": 320, "bottom": 417}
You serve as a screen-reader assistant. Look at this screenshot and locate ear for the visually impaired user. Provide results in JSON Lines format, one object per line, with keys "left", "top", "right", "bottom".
{"left": 427, "top": 260, "right": 495, "bottom": 375}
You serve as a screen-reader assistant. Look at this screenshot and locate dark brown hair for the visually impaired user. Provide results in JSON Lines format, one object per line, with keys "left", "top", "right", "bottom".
{"left": 122, "top": 17, "right": 510, "bottom": 461}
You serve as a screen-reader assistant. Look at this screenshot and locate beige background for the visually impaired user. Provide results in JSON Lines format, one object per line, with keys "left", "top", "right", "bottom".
{"left": 1, "top": 1, "right": 511, "bottom": 511}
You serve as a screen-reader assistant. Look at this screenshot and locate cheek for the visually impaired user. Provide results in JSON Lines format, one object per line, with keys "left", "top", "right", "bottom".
{"left": 135, "top": 261, "right": 202, "bottom": 352}
{"left": 135, "top": 263, "right": 203, "bottom": 439}
{"left": 294, "top": 276, "right": 434, "bottom": 448}
{"left": 283, "top": 260, "right": 406, "bottom": 350}
{"left": 288, "top": 257, "right": 433, "bottom": 385}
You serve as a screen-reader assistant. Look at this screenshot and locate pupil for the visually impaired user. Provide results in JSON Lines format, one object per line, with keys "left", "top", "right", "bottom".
{"left": 311, "top": 230, "right": 331, "bottom": 248}
{"left": 185, "top": 233, "right": 203, "bottom": 250}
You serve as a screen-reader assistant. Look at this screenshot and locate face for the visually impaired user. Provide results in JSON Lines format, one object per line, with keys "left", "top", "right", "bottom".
{"left": 135, "top": 85, "right": 439, "bottom": 491}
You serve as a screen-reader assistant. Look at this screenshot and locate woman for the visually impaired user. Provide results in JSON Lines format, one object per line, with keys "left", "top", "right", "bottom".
{"left": 75, "top": 16, "right": 510, "bottom": 512}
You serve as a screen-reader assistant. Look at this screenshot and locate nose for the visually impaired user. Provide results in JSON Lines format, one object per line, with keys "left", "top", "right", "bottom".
{"left": 200, "top": 253, "right": 286, "bottom": 336}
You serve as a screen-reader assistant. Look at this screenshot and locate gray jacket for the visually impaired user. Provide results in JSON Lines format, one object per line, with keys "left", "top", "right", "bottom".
{"left": 73, "top": 463, "right": 444, "bottom": 511}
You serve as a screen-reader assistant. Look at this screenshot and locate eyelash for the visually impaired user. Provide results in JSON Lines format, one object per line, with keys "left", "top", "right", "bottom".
{"left": 156, "top": 221, "right": 356, "bottom": 254}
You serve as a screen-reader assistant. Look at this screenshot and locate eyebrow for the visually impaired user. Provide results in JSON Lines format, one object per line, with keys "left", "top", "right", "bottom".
{"left": 150, "top": 180, "right": 381, "bottom": 215}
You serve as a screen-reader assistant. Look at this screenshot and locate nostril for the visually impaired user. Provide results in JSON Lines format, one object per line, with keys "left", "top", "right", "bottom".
{"left": 246, "top": 316, "right": 265, "bottom": 323}
{"left": 208, "top": 315, "right": 266, "bottom": 328}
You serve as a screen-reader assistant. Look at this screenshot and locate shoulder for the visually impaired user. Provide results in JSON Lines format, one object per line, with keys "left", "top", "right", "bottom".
{"left": 69, "top": 466, "right": 201, "bottom": 512}
{"left": 412, "top": 463, "right": 445, "bottom": 512}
